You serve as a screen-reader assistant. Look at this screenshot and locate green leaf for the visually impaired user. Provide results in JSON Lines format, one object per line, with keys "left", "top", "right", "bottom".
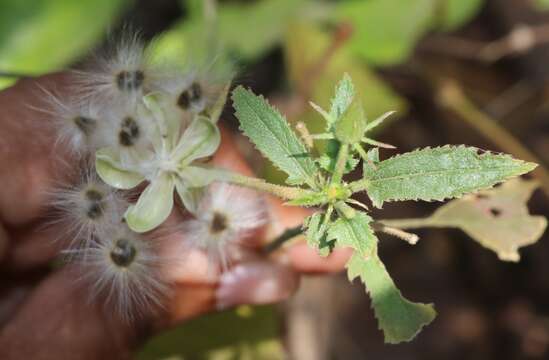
{"left": 153, "top": 0, "right": 306, "bottom": 66}
{"left": 422, "top": 178, "right": 547, "bottom": 262}
{"left": 284, "top": 22, "right": 406, "bottom": 141}
{"left": 435, "top": 0, "right": 484, "bottom": 31}
{"left": 232, "top": 86, "right": 318, "bottom": 187}
{"left": 363, "top": 146, "right": 537, "bottom": 208}
{"left": 125, "top": 173, "right": 175, "bottom": 233}
{"left": 327, "top": 213, "right": 435, "bottom": 343}
{"left": 329, "top": 73, "right": 355, "bottom": 127}
{"left": 335, "top": 97, "right": 367, "bottom": 144}
{"left": 303, "top": 212, "right": 333, "bottom": 256}
{"left": 535, "top": 0, "right": 549, "bottom": 10}
{"left": 328, "top": 212, "right": 375, "bottom": 257}
{"left": 335, "top": 0, "right": 436, "bottom": 65}
{"left": 0, "top": 0, "right": 127, "bottom": 90}
{"left": 346, "top": 252, "right": 436, "bottom": 344}
{"left": 95, "top": 148, "right": 145, "bottom": 190}
{"left": 317, "top": 151, "right": 359, "bottom": 175}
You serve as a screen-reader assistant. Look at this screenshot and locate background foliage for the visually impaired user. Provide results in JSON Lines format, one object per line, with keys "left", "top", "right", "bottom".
{"left": 1, "top": 0, "right": 548, "bottom": 359}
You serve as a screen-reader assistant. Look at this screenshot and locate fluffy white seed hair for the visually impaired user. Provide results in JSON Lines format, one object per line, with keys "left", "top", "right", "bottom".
{"left": 181, "top": 182, "right": 267, "bottom": 269}
{"left": 98, "top": 101, "right": 158, "bottom": 166}
{"left": 72, "top": 33, "right": 160, "bottom": 109}
{"left": 38, "top": 87, "right": 108, "bottom": 157}
{"left": 65, "top": 224, "right": 169, "bottom": 321}
{"left": 48, "top": 166, "right": 127, "bottom": 249}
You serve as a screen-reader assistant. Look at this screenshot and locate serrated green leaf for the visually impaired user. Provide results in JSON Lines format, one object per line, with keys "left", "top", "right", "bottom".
{"left": 317, "top": 151, "right": 359, "bottom": 175}
{"left": 232, "top": 86, "right": 318, "bottom": 187}
{"left": 327, "top": 213, "right": 435, "bottom": 343}
{"left": 329, "top": 73, "right": 355, "bottom": 127}
{"left": 367, "top": 148, "right": 380, "bottom": 163}
{"left": 335, "top": 97, "right": 368, "bottom": 144}
{"left": 346, "top": 252, "right": 436, "bottom": 344}
{"left": 303, "top": 212, "right": 333, "bottom": 256}
{"left": 328, "top": 212, "right": 376, "bottom": 257}
{"left": 363, "top": 146, "right": 537, "bottom": 208}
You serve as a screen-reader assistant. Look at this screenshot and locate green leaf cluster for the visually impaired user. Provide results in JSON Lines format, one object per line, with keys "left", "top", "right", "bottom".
{"left": 231, "top": 74, "right": 537, "bottom": 343}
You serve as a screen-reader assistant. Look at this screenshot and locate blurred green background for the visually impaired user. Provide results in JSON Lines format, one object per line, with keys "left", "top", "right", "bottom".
{"left": 2, "top": 0, "right": 549, "bottom": 359}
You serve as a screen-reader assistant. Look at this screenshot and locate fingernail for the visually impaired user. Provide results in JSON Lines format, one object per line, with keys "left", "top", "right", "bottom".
{"left": 215, "top": 261, "right": 299, "bottom": 310}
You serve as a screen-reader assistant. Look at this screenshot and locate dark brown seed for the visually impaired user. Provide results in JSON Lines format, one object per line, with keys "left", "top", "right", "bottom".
{"left": 118, "top": 117, "right": 140, "bottom": 147}
{"left": 110, "top": 238, "right": 137, "bottom": 267}
{"left": 210, "top": 212, "right": 228, "bottom": 234}
{"left": 177, "top": 82, "right": 202, "bottom": 110}
{"left": 85, "top": 189, "right": 105, "bottom": 219}
{"left": 116, "top": 70, "right": 145, "bottom": 92}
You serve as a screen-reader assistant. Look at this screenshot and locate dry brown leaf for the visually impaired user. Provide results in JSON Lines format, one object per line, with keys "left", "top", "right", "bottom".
{"left": 428, "top": 178, "right": 546, "bottom": 262}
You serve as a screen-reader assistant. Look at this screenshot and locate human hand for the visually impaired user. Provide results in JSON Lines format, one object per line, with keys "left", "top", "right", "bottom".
{"left": 0, "top": 74, "right": 351, "bottom": 360}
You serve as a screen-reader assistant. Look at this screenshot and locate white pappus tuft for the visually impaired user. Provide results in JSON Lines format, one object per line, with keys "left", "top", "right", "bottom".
{"left": 180, "top": 183, "right": 268, "bottom": 269}
{"left": 48, "top": 167, "right": 127, "bottom": 249}
{"left": 72, "top": 33, "right": 161, "bottom": 109}
{"left": 65, "top": 224, "right": 170, "bottom": 320}
{"left": 39, "top": 87, "right": 107, "bottom": 157}
{"left": 99, "top": 101, "right": 158, "bottom": 165}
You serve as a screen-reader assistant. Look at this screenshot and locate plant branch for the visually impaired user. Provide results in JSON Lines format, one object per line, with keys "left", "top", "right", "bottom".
{"left": 263, "top": 225, "right": 304, "bottom": 254}
{"left": 372, "top": 222, "right": 420, "bottom": 245}
{"left": 422, "top": 23, "right": 549, "bottom": 63}
{"left": 377, "top": 218, "right": 444, "bottom": 229}
{"left": 331, "top": 143, "right": 349, "bottom": 185}
{"left": 228, "top": 173, "right": 309, "bottom": 201}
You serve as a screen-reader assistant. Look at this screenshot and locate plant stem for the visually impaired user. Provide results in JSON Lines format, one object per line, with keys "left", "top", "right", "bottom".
{"left": 263, "top": 225, "right": 304, "bottom": 254}
{"left": 331, "top": 143, "right": 349, "bottom": 185}
{"left": 372, "top": 222, "right": 420, "bottom": 244}
{"left": 228, "top": 173, "right": 308, "bottom": 201}
{"left": 376, "top": 218, "right": 444, "bottom": 229}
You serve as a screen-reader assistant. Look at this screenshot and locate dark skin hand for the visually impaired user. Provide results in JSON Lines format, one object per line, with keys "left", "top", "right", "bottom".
{"left": 0, "top": 74, "right": 352, "bottom": 360}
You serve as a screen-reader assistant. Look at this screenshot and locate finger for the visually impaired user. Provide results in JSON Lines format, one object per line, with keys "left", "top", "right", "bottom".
{"left": 0, "top": 268, "right": 146, "bottom": 360}
{"left": 215, "top": 260, "right": 299, "bottom": 311}
{"left": 161, "top": 260, "right": 299, "bottom": 328}
{"left": 287, "top": 243, "right": 353, "bottom": 274}
{"left": 3, "top": 223, "right": 63, "bottom": 271}
{"left": 0, "top": 74, "right": 72, "bottom": 226}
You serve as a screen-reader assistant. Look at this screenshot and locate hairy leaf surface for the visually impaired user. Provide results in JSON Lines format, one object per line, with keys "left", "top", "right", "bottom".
{"left": 364, "top": 146, "right": 537, "bottom": 208}
{"left": 232, "top": 86, "right": 318, "bottom": 187}
{"left": 327, "top": 213, "right": 436, "bottom": 343}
